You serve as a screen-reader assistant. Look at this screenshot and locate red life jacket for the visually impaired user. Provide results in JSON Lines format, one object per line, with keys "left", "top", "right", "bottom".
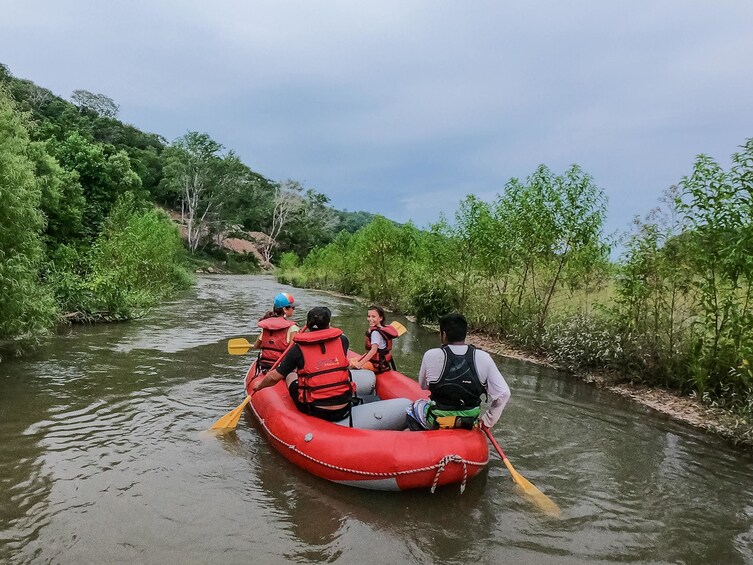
{"left": 295, "top": 328, "right": 353, "bottom": 409}
{"left": 257, "top": 317, "right": 296, "bottom": 370}
{"left": 364, "top": 324, "right": 399, "bottom": 373}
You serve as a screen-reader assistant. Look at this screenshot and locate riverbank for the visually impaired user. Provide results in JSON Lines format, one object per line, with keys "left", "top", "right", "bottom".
{"left": 465, "top": 331, "right": 753, "bottom": 450}
{"left": 293, "top": 286, "right": 753, "bottom": 449}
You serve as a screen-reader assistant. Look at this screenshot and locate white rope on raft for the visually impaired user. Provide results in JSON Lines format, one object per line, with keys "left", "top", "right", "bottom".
{"left": 252, "top": 409, "right": 486, "bottom": 493}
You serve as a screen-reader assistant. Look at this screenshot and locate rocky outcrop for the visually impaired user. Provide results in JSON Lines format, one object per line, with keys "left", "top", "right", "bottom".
{"left": 219, "top": 231, "right": 272, "bottom": 269}
{"left": 161, "top": 206, "right": 272, "bottom": 269}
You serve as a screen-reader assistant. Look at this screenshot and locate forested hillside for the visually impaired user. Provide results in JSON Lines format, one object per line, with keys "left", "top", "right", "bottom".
{"left": 0, "top": 63, "right": 375, "bottom": 347}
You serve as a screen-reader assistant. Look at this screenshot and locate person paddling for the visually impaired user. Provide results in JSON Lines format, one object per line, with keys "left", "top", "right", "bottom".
{"left": 407, "top": 313, "right": 511, "bottom": 430}
{"left": 253, "top": 306, "right": 354, "bottom": 421}
{"left": 350, "top": 305, "right": 399, "bottom": 373}
{"left": 253, "top": 306, "right": 412, "bottom": 429}
{"left": 253, "top": 292, "right": 299, "bottom": 373}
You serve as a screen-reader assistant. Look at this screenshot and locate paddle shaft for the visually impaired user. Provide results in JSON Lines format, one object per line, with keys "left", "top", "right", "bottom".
{"left": 483, "top": 426, "right": 510, "bottom": 462}
{"left": 211, "top": 326, "right": 307, "bottom": 431}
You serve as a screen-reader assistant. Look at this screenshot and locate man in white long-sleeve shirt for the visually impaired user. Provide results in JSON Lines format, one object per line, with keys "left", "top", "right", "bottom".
{"left": 407, "top": 313, "right": 511, "bottom": 430}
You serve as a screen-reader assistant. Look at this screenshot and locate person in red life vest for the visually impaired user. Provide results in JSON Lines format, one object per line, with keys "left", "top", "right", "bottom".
{"left": 406, "top": 313, "right": 511, "bottom": 431}
{"left": 252, "top": 292, "right": 299, "bottom": 373}
{"left": 252, "top": 306, "right": 354, "bottom": 422}
{"left": 349, "top": 305, "right": 399, "bottom": 373}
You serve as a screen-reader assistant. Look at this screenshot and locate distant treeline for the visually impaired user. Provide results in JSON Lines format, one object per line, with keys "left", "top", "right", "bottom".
{"left": 281, "top": 141, "right": 753, "bottom": 426}
{"left": 0, "top": 63, "right": 375, "bottom": 348}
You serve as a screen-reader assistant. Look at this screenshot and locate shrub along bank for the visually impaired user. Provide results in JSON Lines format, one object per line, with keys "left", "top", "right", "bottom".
{"left": 279, "top": 143, "right": 753, "bottom": 439}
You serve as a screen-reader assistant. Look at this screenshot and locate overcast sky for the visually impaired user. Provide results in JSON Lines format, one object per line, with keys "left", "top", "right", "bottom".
{"left": 2, "top": 1, "right": 752, "bottom": 239}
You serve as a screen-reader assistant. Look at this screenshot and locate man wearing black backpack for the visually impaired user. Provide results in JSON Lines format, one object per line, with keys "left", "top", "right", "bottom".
{"left": 407, "top": 313, "right": 511, "bottom": 430}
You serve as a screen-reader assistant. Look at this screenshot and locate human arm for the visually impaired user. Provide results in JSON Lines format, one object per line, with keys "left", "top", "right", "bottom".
{"left": 286, "top": 324, "right": 300, "bottom": 343}
{"left": 476, "top": 351, "right": 511, "bottom": 428}
{"left": 252, "top": 329, "right": 264, "bottom": 349}
{"left": 252, "top": 368, "right": 285, "bottom": 391}
{"left": 350, "top": 343, "right": 378, "bottom": 369}
{"left": 418, "top": 357, "right": 428, "bottom": 389}
{"left": 418, "top": 349, "right": 441, "bottom": 390}
{"left": 252, "top": 345, "right": 302, "bottom": 392}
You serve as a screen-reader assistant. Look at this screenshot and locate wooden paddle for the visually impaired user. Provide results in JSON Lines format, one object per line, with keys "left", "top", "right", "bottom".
{"left": 483, "top": 426, "right": 560, "bottom": 516}
{"left": 211, "top": 326, "right": 307, "bottom": 432}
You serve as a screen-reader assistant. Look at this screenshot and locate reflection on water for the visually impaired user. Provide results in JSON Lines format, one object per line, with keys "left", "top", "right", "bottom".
{"left": 1, "top": 275, "right": 752, "bottom": 564}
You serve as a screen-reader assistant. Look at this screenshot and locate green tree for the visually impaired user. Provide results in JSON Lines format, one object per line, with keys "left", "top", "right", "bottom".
{"left": 27, "top": 141, "right": 85, "bottom": 247}
{"left": 160, "top": 132, "right": 246, "bottom": 252}
{"left": 0, "top": 87, "right": 57, "bottom": 341}
{"left": 281, "top": 186, "right": 340, "bottom": 257}
{"left": 47, "top": 131, "right": 143, "bottom": 239}
{"left": 71, "top": 89, "right": 119, "bottom": 119}
{"left": 494, "top": 165, "right": 608, "bottom": 332}
{"left": 87, "top": 194, "right": 192, "bottom": 316}
{"left": 679, "top": 141, "right": 753, "bottom": 398}
{"left": 613, "top": 186, "right": 693, "bottom": 384}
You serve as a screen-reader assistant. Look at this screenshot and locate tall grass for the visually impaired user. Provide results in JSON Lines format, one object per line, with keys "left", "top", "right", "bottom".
{"left": 280, "top": 142, "right": 753, "bottom": 418}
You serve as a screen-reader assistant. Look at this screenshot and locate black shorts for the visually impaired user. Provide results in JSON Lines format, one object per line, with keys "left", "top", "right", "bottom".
{"left": 288, "top": 381, "right": 351, "bottom": 422}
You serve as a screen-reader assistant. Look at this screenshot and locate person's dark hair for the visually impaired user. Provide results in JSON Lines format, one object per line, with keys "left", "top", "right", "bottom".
{"left": 368, "top": 305, "right": 387, "bottom": 324}
{"left": 306, "top": 306, "right": 331, "bottom": 330}
{"left": 439, "top": 312, "right": 467, "bottom": 342}
{"left": 260, "top": 306, "right": 286, "bottom": 321}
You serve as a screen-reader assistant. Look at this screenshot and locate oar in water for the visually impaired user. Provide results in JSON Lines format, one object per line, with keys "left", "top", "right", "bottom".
{"left": 211, "top": 326, "right": 307, "bottom": 432}
{"left": 482, "top": 426, "right": 561, "bottom": 517}
{"left": 211, "top": 394, "right": 253, "bottom": 431}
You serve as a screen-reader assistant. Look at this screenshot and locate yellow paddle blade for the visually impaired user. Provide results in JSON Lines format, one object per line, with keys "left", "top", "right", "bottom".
{"left": 228, "top": 338, "right": 254, "bottom": 355}
{"left": 502, "top": 457, "right": 561, "bottom": 517}
{"left": 482, "top": 426, "right": 560, "bottom": 517}
{"left": 390, "top": 321, "right": 408, "bottom": 336}
{"left": 211, "top": 396, "right": 251, "bottom": 431}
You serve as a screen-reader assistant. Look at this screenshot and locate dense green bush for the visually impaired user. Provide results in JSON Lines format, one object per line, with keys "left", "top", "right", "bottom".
{"left": 409, "top": 282, "right": 459, "bottom": 324}
{"left": 0, "top": 86, "right": 58, "bottom": 341}
{"left": 277, "top": 251, "right": 299, "bottom": 272}
{"left": 294, "top": 147, "right": 753, "bottom": 419}
{"left": 87, "top": 195, "right": 192, "bottom": 316}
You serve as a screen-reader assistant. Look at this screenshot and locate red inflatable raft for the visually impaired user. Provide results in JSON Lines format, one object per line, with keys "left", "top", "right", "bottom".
{"left": 242, "top": 358, "right": 489, "bottom": 492}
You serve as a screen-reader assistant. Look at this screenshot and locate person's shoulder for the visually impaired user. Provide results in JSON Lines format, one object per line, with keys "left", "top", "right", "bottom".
{"left": 422, "top": 347, "right": 444, "bottom": 359}
{"left": 472, "top": 347, "right": 494, "bottom": 362}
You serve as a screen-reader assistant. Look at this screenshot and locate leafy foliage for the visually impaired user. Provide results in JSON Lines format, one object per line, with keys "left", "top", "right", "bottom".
{"left": 0, "top": 63, "right": 389, "bottom": 344}
{"left": 86, "top": 195, "right": 192, "bottom": 316}
{"left": 71, "top": 90, "right": 119, "bottom": 119}
{"left": 0, "top": 86, "right": 58, "bottom": 340}
{"left": 286, "top": 148, "right": 753, "bottom": 417}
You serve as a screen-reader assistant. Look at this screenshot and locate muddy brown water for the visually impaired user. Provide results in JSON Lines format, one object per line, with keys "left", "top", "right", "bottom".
{"left": 1, "top": 275, "right": 752, "bottom": 564}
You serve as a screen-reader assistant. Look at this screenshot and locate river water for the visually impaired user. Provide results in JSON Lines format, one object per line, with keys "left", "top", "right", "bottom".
{"left": 1, "top": 275, "right": 752, "bottom": 564}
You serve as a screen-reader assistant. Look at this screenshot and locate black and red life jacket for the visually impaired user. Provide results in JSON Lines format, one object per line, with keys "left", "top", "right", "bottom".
{"left": 364, "top": 325, "right": 399, "bottom": 373}
{"left": 257, "top": 317, "right": 296, "bottom": 370}
{"left": 295, "top": 328, "right": 353, "bottom": 409}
